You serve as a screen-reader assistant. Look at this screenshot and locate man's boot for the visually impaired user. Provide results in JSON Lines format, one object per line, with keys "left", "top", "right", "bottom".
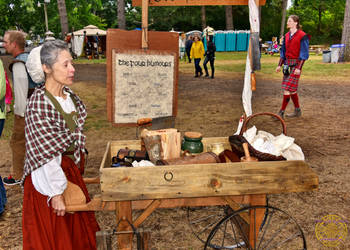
{"left": 276, "top": 110, "right": 285, "bottom": 120}
{"left": 286, "top": 108, "right": 302, "bottom": 117}
{"left": 211, "top": 68, "right": 215, "bottom": 79}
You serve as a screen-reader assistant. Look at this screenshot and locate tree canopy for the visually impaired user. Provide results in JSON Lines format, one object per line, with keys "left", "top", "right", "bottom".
{"left": 0, "top": 0, "right": 346, "bottom": 45}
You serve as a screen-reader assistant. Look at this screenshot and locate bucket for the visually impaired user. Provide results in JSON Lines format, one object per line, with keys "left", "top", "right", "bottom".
{"left": 330, "top": 44, "right": 345, "bottom": 63}
{"left": 322, "top": 50, "right": 331, "bottom": 63}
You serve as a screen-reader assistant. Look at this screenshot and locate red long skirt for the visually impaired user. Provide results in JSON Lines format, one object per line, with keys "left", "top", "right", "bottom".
{"left": 22, "top": 155, "right": 100, "bottom": 250}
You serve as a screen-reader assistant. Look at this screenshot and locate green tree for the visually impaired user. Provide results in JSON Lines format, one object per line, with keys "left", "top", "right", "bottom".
{"left": 0, "top": 0, "right": 38, "bottom": 35}
{"left": 289, "top": 0, "right": 345, "bottom": 44}
{"left": 341, "top": 0, "right": 350, "bottom": 61}
{"left": 280, "top": 0, "right": 288, "bottom": 38}
{"left": 260, "top": 0, "right": 283, "bottom": 41}
{"left": 117, "top": 0, "right": 126, "bottom": 29}
{"left": 57, "top": 0, "right": 69, "bottom": 37}
{"left": 225, "top": 5, "right": 233, "bottom": 30}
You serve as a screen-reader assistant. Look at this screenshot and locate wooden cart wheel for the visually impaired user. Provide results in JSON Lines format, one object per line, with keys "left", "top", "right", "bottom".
{"left": 204, "top": 205, "right": 307, "bottom": 250}
{"left": 187, "top": 205, "right": 239, "bottom": 245}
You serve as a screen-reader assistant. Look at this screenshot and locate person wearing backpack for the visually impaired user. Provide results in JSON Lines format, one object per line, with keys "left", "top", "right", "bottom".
{"left": 3, "top": 30, "right": 37, "bottom": 185}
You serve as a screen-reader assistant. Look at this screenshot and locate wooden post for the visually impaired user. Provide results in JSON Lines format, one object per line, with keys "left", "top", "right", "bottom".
{"left": 249, "top": 0, "right": 260, "bottom": 91}
{"left": 248, "top": 194, "right": 266, "bottom": 249}
{"left": 241, "top": 141, "right": 263, "bottom": 248}
{"left": 133, "top": 0, "right": 267, "bottom": 6}
{"left": 96, "top": 230, "right": 113, "bottom": 250}
{"left": 141, "top": 0, "right": 149, "bottom": 49}
{"left": 116, "top": 201, "right": 133, "bottom": 250}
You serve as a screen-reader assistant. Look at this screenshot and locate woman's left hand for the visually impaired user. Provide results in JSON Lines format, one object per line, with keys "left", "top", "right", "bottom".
{"left": 51, "top": 194, "right": 66, "bottom": 216}
{"left": 294, "top": 68, "right": 301, "bottom": 75}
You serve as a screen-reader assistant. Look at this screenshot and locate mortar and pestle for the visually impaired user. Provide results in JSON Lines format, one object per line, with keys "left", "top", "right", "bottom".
{"left": 241, "top": 143, "right": 258, "bottom": 162}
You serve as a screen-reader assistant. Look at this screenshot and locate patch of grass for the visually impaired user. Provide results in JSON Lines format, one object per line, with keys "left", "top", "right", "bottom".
{"left": 179, "top": 52, "right": 350, "bottom": 82}
{"left": 216, "top": 63, "right": 246, "bottom": 72}
{"left": 215, "top": 51, "right": 248, "bottom": 60}
{"left": 74, "top": 58, "right": 106, "bottom": 64}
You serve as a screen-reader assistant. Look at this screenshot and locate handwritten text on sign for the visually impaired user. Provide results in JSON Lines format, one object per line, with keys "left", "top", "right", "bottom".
{"left": 114, "top": 52, "right": 175, "bottom": 123}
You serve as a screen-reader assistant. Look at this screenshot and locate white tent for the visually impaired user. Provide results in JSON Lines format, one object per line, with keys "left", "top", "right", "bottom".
{"left": 68, "top": 25, "right": 106, "bottom": 57}
{"left": 71, "top": 25, "right": 106, "bottom": 36}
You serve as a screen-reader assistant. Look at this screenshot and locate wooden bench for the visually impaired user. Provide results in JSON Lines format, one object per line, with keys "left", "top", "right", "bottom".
{"left": 309, "top": 45, "right": 328, "bottom": 55}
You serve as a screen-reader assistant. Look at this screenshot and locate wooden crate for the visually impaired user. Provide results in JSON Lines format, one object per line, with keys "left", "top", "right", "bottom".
{"left": 99, "top": 137, "right": 318, "bottom": 202}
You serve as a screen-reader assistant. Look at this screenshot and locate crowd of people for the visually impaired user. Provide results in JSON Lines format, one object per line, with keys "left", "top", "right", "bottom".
{"left": 0, "top": 14, "right": 309, "bottom": 249}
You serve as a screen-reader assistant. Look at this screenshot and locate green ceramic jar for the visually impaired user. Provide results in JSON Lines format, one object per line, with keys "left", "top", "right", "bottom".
{"left": 181, "top": 132, "right": 203, "bottom": 154}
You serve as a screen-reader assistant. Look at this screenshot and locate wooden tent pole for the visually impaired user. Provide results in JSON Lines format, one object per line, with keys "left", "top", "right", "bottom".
{"left": 142, "top": 0, "right": 149, "bottom": 49}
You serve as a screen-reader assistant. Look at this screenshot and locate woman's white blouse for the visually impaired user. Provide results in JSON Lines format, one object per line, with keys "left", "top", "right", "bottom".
{"left": 31, "top": 93, "right": 76, "bottom": 203}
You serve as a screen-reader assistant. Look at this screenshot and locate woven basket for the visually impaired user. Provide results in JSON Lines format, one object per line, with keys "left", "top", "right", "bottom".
{"left": 229, "top": 112, "right": 287, "bottom": 161}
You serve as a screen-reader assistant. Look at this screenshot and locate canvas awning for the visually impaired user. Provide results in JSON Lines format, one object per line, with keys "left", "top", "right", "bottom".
{"left": 70, "top": 25, "right": 106, "bottom": 36}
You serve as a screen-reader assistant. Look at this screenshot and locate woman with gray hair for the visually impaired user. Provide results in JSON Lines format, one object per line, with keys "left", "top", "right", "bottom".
{"left": 22, "top": 40, "right": 99, "bottom": 249}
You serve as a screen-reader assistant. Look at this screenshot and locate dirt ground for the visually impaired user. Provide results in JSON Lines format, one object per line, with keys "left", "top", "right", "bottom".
{"left": 0, "top": 55, "right": 349, "bottom": 249}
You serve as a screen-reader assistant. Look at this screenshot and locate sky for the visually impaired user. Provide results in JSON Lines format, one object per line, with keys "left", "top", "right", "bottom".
{"left": 287, "top": 0, "right": 292, "bottom": 9}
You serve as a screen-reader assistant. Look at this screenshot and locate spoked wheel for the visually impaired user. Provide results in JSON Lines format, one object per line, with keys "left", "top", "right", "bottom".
{"left": 204, "top": 205, "right": 307, "bottom": 250}
{"left": 187, "top": 205, "right": 237, "bottom": 245}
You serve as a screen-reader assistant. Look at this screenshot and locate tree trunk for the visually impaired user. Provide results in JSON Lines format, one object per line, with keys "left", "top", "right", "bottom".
{"left": 117, "top": 0, "right": 126, "bottom": 30}
{"left": 225, "top": 6, "right": 233, "bottom": 30}
{"left": 280, "top": 0, "right": 288, "bottom": 38}
{"left": 341, "top": 0, "right": 350, "bottom": 61}
{"left": 201, "top": 6, "right": 206, "bottom": 30}
{"left": 57, "top": 0, "right": 69, "bottom": 38}
{"left": 317, "top": 7, "right": 322, "bottom": 34}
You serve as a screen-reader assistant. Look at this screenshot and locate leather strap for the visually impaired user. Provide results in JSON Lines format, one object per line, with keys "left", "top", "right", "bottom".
{"left": 62, "top": 151, "right": 74, "bottom": 156}
{"left": 28, "top": 88, "right": 35, "bottom": 99}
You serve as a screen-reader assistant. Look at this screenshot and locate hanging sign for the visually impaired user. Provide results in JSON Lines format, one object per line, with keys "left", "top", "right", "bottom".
{"left": 112, "top": 49, "right": 176, "bottom": 125}
{"left": 133, "top": 0, "right": 266, "bottom": 6}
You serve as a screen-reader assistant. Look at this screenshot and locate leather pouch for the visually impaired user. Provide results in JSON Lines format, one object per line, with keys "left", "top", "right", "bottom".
{"left": 282, "top": 64, "right": 290, "bottom": 76}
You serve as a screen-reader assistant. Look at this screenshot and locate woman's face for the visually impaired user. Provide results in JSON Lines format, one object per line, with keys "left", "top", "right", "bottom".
{"left": 48, "top": 49, "right": 75, "bottom": 86}
{"left": 287, "top": 17, "right": 297, "bottom": 29}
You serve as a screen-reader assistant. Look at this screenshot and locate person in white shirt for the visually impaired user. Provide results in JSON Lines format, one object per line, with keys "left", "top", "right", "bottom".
{"left": 22, "top": 39, "right": 99, "bottom": 249}
{"left": 3, "top": 30, "right": 28, "bottom": 185}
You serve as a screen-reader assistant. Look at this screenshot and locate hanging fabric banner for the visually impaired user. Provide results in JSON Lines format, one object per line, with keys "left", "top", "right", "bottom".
{"left": 236, "top": 0, "right": 260, "bottom": 134}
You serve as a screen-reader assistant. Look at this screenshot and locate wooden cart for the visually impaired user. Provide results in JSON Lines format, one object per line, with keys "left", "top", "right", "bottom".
{"left": 66, "top": 137, "right": 318, "bottom": 249}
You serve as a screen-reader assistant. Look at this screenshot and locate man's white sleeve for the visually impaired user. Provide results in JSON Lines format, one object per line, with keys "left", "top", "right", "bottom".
{"left": 12, "top": 62, "right": 28, "bottom": 117}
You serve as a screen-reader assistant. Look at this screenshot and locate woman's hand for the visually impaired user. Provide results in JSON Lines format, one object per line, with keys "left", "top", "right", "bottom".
{"left": 294, "top": 68, "right": 301, "bottom": 75}
{"left": 51, "top": 194, "right": 66, "bottom": 216}
{"left": 276, "top": 66, "right": 281, "bottom": 73}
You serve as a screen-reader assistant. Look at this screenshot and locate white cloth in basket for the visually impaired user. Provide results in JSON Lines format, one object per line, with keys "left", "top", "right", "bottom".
{"left": 243, "top": 126, "right": 304, "bottom": 160}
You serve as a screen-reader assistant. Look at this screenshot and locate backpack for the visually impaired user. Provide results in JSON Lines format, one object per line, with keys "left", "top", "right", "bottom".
{"left": 9, "top": 52, "right": 42, "bottom": 90}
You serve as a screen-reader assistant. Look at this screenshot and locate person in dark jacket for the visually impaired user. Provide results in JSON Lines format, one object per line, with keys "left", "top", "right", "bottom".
{"left": 185, "top": 36, "right": 193, "bottom": 63}
{"left": 203, "top": 35, "right": 216, "bottom": 78}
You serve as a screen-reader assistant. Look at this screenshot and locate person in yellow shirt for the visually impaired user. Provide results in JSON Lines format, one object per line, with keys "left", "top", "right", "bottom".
{"left": 190, "top": 35, "right": 205, "bottom": 77}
